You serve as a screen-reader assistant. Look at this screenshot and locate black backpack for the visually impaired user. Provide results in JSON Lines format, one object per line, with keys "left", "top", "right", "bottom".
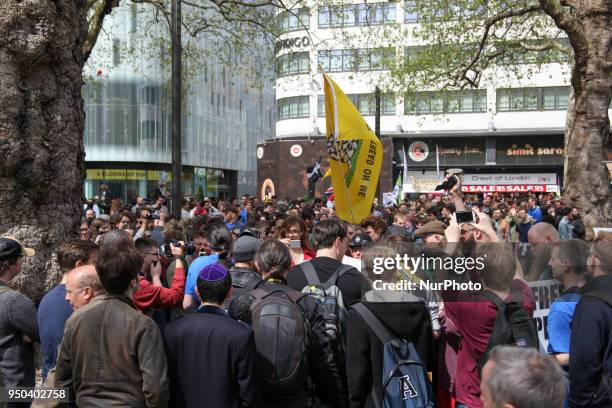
{"left": 300, "top": 261, "right": 351, "bottom": 349}
{"left": 478, "top": 290, "right": 539, "bottom": 372}
{"left": 249, "top": 287, "right": 309, "bottom": 397}
{"left": 582, "top": 290, "right": 612, "bottom": 404}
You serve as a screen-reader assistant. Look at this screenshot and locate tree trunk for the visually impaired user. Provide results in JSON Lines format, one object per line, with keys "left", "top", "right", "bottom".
{"left": 561, "top": 2, "right": 612, "bottom": 234}
{"left": 0, "top": 0, "right": 88, "bottom": 301}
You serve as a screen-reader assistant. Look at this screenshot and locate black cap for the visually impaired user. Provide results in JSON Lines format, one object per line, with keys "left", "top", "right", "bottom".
{"left": 0, "top": 237, "right": 35, "bottom": 261}
{"left": 350, "top": 233, "right": 373, "bottom": 248}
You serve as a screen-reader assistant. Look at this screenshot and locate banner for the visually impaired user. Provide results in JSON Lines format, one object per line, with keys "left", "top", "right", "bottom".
{"left": 323, "top": 72, "right": 382, "bottom": 224}
{"left": 528, "top": 279, "right": 563, "bottom": 352}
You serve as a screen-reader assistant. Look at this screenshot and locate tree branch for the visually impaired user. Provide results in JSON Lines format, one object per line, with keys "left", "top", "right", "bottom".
{"left": 83, "top": 0, "right": 120, "bottom": 61}
{"left": 539, "top": 0, "right": 586, "bottom": 48}
{"left": 454, "top": 4, "right": 542, "bottom": 87}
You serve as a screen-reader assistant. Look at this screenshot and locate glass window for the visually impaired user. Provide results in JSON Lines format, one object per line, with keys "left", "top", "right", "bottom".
{"left": 497, "top": 90, "right": 510, "bottom": 112}
{"left": 447, "top": 93, "right": 461, "bottom": 113}
{"left": 318, "top": 95, "right": 325, "bottom": 117}
{"left": 277, "top": 52, "right": 310, "bottom": 77}
{"left": 342, "top": 49, "right": 355, "bottom": 71}
{"left": 384, "top": 3, "right": 396, "bottom": 22}
{"left": 320, "top": 2, "right": 395, "bottom": 28}
{"left": 382, "top": 94, "right": 396, "bottom": 115}
{"left": 278, "top": 96, "right": 309, "bottom": 120}
{"left": 430, "top": 94, "right": 444, "bottom": 113}
{"left": 460, "top": 92, "right": 474, "bottom": 112}
{"left": 524, "top": 88, "right": 539, "bottom": 110}
{"left": 318, "top": 7, "right": 331, "bottom": 28}
{"left": 318, "top": 50, "right": 331, "bottom": 71}
{"left": 331, "top": 50, "right": 343, "bottom": 71}
{"left": 343, "top": 5, "right": 356, "bottom": 26}
{"left": 405, "top": 0, "right": 418, "bottom": 22}
{"left": 542, "top": 87, "right": 569, "bottom": 110}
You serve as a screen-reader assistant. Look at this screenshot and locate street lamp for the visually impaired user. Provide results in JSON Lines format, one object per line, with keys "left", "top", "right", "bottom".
{"left": 171, "top": 0, "right": 182, "bottom": 219}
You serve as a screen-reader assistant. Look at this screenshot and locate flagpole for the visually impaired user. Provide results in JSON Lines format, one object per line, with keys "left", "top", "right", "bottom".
{"left": 436, "top": 144, "right": 440, "bottom": 183}
{"left": 375, "top": 87, "right": 381, "bottom": 202}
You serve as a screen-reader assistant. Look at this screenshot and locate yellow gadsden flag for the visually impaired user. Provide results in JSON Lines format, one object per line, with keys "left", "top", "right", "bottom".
{"left": 323, "top": 72, "right": 383, "bottom": 224}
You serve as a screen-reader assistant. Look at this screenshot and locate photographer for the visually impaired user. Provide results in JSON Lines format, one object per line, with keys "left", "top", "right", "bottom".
{"left": 183, "top": 223, "right": 233, "bottom": 311}
{"left": 133, "top": 238, "right": 185, "bottom": 314}
{"left": 134, "top": 208, "right": 155, "bottom": 241}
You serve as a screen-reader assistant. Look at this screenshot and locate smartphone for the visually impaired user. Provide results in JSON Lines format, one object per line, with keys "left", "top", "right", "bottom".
{"left": 455, "top": 210, "right": 475, "bottom": 224}
{"left": 289, "top": 239, "right": 301, "bottom": 249}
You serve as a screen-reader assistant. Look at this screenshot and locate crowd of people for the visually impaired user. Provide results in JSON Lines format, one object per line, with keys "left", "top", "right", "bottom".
{"left": 0, "top": 185, "right": 610, "bottom": 408}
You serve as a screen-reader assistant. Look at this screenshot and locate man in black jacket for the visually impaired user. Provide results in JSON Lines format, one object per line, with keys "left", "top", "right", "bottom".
{"left": 569, "top": 236, "right": 612, "bottom": 408}
{"left": 287, "top": 219, "right": 368, "bottom": 306}
{"left": 165, "top": 263, "right": 258, "bottom": 408}
{"left": 229, "top": 240, "right": 348, "bottom": 408}
{"left": 346, "top": 244, "right": 434, "bottom": 408}
{"left": 225, "top": 235, "right": 262, "bottom": 309}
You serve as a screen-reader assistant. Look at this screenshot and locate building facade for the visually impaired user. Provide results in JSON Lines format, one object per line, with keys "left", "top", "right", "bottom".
{"left": 84, "top": 3, "right": 275, "bottom": 204}
{"left": 258, "top": 2, "right": 610, "bottom": 199}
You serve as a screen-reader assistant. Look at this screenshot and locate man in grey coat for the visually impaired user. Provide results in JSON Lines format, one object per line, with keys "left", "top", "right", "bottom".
{"left": 0, "top": 237, "right": 38, "bottom": 403}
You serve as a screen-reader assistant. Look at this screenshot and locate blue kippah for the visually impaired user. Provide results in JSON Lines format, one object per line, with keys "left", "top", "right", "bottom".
{"left": 198, "top": 263, "right": 228, "bottom": 282}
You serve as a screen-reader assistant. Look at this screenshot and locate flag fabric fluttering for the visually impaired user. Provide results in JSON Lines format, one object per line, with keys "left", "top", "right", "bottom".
{"left": 322, "top": 72, "right": 383, "bottom": 224}
{"left": 394, "top": 172, "right": 403, "bottom": 204}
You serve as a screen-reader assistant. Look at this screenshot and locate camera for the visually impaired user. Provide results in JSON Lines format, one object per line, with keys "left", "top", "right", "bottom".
{"left": 145, "top": 213, "right": 160, "bottom": 220}
{"left": 161, "top": 239, "right": 197, "bottom": 257}
{"left": 435, "top": 175, "right": 459, "bottom": 192}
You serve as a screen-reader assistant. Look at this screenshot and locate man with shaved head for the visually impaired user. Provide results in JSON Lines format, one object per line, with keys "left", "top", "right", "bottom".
{"left": 65, "top": 265, "right": 105, "bottom": 310}
{"left": 526, "top": 222, "right": 559, "bottom": 281}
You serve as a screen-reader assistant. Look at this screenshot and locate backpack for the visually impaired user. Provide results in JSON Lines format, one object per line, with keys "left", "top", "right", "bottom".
{"left": 353, "top": 303, "right": 435, "bottom": 408}
{"left": 300, "top": 261, "right": 351, "bottom": 347}
{"left": 477, "top": 290, "right": 539, "bottom": 372}
{"left": 582, "top": 291, "right": 612, "bottom": 404}
{"left": 249, "top": 287, "right": 309, "bottom": 397}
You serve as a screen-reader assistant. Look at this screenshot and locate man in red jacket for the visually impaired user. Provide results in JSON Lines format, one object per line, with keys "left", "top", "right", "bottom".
{"left": 133, "top": 238, "right": 186, "bottom": 313}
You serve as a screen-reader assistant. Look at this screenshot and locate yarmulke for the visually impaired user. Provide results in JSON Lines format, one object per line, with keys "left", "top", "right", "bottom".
{"left": 198, "top": 263, "right": 229, "bottom": 282}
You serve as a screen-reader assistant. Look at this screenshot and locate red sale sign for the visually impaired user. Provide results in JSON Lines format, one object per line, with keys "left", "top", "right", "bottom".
{"left": 461, "top": 185, "right": 549, "bottom": 193}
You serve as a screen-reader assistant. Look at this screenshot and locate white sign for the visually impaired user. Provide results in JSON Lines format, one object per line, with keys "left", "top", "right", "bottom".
{"left": 256, "top": 146, "right": 264, "bottom": 160}
{"left": 408, "top": 141, "right": 429, "bottom": 162}
{"left": 403, "top": 171, "right": 442, "bottom": 193}
{"left": 528, "top": 279, "right": 563, "bottom": 352}
{"left": 461, "top": 185, "right": 555, "bottom": 193}
{"left": 289, "top": 144, "right": 303, "bottom": 158}
{"left": 463, "top": 173, "right": 557, "bottom": 186}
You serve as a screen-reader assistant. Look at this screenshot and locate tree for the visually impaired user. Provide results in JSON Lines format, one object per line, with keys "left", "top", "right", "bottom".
{"left": 376, "top": 0, "right": 610, "bottom": 227}
{"left": 0, "top": 0, "right": 287, "bottom": 300}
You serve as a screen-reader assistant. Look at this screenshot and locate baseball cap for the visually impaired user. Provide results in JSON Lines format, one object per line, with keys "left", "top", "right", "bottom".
{"left": 0, "top": 237, "right": 35, "bottom": 260}
{"left": 414, "top": 221, "right": 446, "bottom": 238}
{"left": 233, "top": 236, "right": 262, "bottom": 262}
{"left": 350, "top": 233, "right": 373, "bottom": 248}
